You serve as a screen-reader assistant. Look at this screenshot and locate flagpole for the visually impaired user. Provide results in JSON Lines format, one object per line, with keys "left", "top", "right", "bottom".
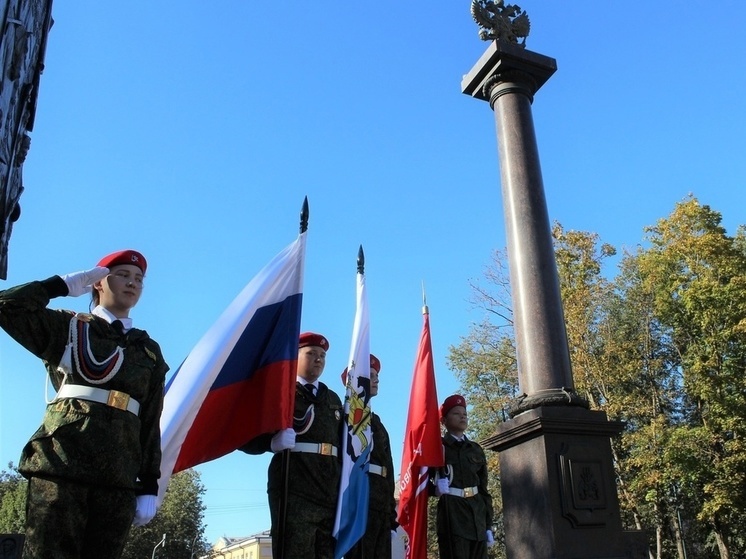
{"left": 277, "top": 197, "right": 310, "bottom": 559}
{"left": 421, "top": 287, "right": 454, "bottom": 558}
{"left": 333, "top": 244, "right": 372, "bottom": 558}
{"left": 397, "top": 289, "right": 446, "bottom": 559}
{"left": 358, "top": 244, "right": 365, "bottom": 559}
{"left": 424, "top": 288, "right": 453, "bottom": 559}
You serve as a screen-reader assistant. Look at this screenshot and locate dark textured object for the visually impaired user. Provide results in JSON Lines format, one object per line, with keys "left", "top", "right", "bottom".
{"left": 471, "top": 0, "right": 530, "bottom": 46}
{"left": 0, "top": 534, "right": 24, "bottom": 559}
{"left": 0, "top": 0, "right": 53, "bottom": 279}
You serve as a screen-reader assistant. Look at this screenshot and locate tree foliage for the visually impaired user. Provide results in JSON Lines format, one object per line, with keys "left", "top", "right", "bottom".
{"left": 447, "top": 197, "right": 746, "bottom": 559}
{"left": 122, "top": 469, "right": 210, "bottom": 559}
{"left": 0, "top": 465, "right": 210, "bottom": 558}
{"left": 635, "top": 198, "right": 746, "bottom": 558}
{"left": 0, "top": 464, "right": 26, "bottom": 534}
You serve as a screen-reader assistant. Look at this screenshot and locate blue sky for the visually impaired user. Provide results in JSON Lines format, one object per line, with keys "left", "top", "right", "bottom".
{"left": 1, "top": 1, "right": 745, "bottom": 545}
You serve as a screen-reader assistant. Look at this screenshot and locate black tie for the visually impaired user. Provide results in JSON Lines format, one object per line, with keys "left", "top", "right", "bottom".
{"left": 304, "top": 384, "right": 316, "bottom": 397}
{"left": 112, "top": 320, "right": 125, "bottom": 335}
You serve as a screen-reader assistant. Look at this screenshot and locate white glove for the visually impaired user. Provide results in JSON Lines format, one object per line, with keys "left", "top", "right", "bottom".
{"left": 270, "top": 428, "right": 296, "bottom": 452}
{"left": 486, "top": 529, "right": 495, "bottom": 547}
{"left": 435, "top": 478, "right": 450, "bottom": 497}
{"left": 61, "top": 266, "right": 109, "bottom": 297}
{"left": 132, "top": 495, "right": 157, "bottom": 527}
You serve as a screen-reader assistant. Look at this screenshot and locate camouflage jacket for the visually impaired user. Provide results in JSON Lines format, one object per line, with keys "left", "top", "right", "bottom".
{"left": 368, "top": 412, "right": 396, "bottom": 527}
{"left": 264, "top": 381, "right": 343, "bottom": 509}
{"left": 433, "top": 434, "right": 494, "bottom": 540}
{"left": 0, "top": 277, "right": 169, "bottom": 494}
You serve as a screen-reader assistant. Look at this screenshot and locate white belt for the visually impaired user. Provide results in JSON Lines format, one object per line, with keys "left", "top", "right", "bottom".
{"left": 292, "top": 442, "right": 338, "bottom": 457}
{"left": 447, "top": 486, "right": 479, "bottom": 498}
{"left": 56, "top": 385, "right": 140, "bottom": 416}
{"left": 369, "top": 464, "right": 388, "bottom": 478}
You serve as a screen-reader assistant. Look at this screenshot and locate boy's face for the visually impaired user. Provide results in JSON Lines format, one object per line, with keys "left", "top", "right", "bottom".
{"left": 370, "top": 369, "right": 379, "bottom": 397}
{"left": 443, "top": 405, "right": 468, "bottom": 434}
{"left": 297, "top": 345, "right": 326, "bottom": 382}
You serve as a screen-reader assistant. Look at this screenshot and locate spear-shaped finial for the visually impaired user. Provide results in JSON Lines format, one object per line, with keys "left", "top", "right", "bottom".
{"left": 421, "top": 281, "right": 429, "bottom": 315}
{"left": 299, "top": 196, "right": 309, "bottom": 233}
{"left": 357, "top": 245, "right": 365, "bottom": 275}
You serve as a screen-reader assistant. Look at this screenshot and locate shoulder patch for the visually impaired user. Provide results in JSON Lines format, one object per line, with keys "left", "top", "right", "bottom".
{"left": 144, "top": 346, "right": 157, "bottom": 362}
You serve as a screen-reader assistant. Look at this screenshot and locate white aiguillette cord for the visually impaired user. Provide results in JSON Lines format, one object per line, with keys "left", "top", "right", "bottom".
{"left": 47, "top": 315, "right": 125, "bottom": 404}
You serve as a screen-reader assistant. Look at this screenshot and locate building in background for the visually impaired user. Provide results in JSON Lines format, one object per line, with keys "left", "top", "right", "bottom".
{"left": 0, "top": 0, "right": 52, "bottom": 279}
{"left": 206, "top": 531, "right": 272, "bottom": 559}
{"left": 202, "top": 528, "right": 407, "bottom": 559}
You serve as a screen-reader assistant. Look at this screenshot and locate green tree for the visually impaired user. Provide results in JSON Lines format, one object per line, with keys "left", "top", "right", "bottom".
{"left": 602, "top": 251, "right": 691, "bottom": 559}
{"left": 0, "top": 464, "right": 26, "bottom": 534}
{"left": 635, "top": 197, "right": 746, "bottom": 558}
{"left": 121, "top": 469, "right": 210, "bottom": 559}
{"left": 448, "top": 201, "right": 746, "bottom": 558}
{"left": 552, "top": 224, "right": 616, "bottom": 409}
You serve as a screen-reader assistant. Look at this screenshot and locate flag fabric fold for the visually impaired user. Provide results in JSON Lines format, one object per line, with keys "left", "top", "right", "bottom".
{"left": 333, "top": 269, "right": 372, "bottom": 559}
{"left": 397, "top": 306, "right": 444, "bottom": 559}
{"left": 157, "top": 232, "right": 306, "bottom": 505}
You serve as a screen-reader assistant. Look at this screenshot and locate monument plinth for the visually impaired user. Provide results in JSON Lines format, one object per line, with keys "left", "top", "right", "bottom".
{"left": 462, "top": 3, "right": 647, "bottom": 556}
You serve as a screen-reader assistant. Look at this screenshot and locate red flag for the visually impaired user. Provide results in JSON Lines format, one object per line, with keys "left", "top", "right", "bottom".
{"left": 397, "top": 305, "right": 444, "bottom": 559}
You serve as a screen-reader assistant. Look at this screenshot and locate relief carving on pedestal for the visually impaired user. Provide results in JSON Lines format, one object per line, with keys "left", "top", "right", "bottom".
{"left": 558, "top": 442, "right": 610, "bottom": 528}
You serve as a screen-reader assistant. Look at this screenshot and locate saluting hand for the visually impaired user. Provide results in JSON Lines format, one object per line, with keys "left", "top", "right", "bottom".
{"left": 61, "top": 266, "right": 109, "bottom": 297}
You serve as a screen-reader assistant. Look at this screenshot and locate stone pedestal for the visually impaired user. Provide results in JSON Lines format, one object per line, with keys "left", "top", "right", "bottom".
{"left": 483, "top": 407, "right": 647, "bottom": 558}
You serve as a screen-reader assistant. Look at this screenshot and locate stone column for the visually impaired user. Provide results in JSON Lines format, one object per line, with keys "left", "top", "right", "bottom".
{"left": 462, "top": 40, "right": 648, "bottom": 558}
{"left": 463, "top": 41, "right": 583, "bottom": 411}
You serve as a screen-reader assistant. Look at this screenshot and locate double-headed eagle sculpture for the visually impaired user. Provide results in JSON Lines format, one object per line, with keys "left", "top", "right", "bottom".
{"left": 471, "top": 0, "right": 531, "bottom": 46}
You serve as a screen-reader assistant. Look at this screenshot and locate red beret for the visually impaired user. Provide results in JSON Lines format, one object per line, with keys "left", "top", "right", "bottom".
{"left": 98, "top": 249, "right": 147, "bottom": 274}
{"left": 440, "top": 394, "right": 467, "bottom": 419}
{"left": 299, "top": 332, "right": 329, "bottom": 351}
{"left": 370, "top": 353, "right": 381, "bottom": 373}
{"left": 340, "top": 353, "right": 381, "bottom": 385}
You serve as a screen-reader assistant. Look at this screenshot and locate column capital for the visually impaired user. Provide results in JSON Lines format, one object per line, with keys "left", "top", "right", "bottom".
{"left": 461, "top": 40, "right": 557, "bottom": 103}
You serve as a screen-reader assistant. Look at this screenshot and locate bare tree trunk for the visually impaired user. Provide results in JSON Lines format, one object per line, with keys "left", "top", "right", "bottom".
{"left": 655, "top": 524, "right": 663, "bottom": 559}
{"left": 649, "top": 501, "right": 663, "bottom": 559}
{"left": 670, "top": 516, "right": 686, "bottom": 559}
{"left": 610, "top": 444, "right": 655, "bottom": 559}
{"left": 713, "top": 526, "right": 730, "bottom": 559}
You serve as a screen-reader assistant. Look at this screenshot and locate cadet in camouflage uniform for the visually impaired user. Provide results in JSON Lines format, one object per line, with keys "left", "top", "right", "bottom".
{"left": 344, "top": 354, "right": 397, "bottom": 559}
{"left": 242, "top": 331, "right": 342, "bottom": 559}
{"left": 431, "top": 395, "right": 494, "bottom": 559}
{"left": 0, "top": 250, "right": 169, "bottom": 559}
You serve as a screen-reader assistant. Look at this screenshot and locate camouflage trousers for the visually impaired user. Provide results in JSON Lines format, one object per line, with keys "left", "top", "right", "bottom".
{"left": 269, "top": 491, "right": 336, "bottom": 559}
{"left": 437, "top": 532, "right": 488, "bottom": 559}
{"left": 344, "top": 510, "right": 392, "bottom": 559}
{"left": 23, "top": 476, "right": 136, "bottom": 559}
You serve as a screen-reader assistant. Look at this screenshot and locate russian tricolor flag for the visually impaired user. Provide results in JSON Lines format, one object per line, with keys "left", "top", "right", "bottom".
{"left": 157, "top": 232, "right": 306, "bottom": 504}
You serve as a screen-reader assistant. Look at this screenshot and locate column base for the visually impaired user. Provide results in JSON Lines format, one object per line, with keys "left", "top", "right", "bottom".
{"left": 507, "top": 387, "right": 589, "bottom": 417}
{"left": 483, "top": 406, "right": 648, "bottom": 558}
